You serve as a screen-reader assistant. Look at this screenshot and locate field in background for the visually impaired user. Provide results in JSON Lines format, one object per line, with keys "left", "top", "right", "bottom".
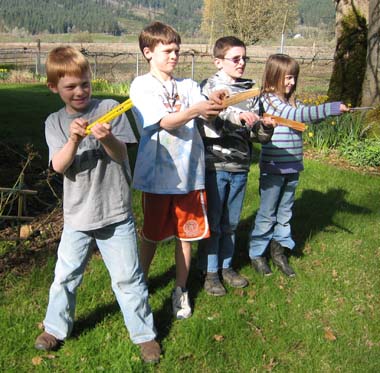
{"left": 0, "top": 41, "right": 335, "bottom": 95}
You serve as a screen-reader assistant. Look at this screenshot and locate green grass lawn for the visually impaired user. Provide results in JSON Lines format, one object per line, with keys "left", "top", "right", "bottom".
{"left": 1, "top": 84, "right": 380, "bottom": 372}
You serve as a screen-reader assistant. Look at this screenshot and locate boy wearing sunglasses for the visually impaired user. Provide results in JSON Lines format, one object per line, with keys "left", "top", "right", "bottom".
{"left": 197, "top": 36, "right": 275, "bottom": 296}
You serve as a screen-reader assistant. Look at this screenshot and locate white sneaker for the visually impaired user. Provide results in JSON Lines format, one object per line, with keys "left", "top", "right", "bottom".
{"left": 172, "top": 286, "right": 192, "bottom": 319}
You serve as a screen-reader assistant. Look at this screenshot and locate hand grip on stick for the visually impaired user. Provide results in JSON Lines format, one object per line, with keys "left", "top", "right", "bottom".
{"left": 263, "top": 113, "right": 306, "bottom": 132}
{"left": 221, "top": 88, "right": 261, "bottom": 108}
{"left": 85, "top": 98, "right": 133, "bottom": 135}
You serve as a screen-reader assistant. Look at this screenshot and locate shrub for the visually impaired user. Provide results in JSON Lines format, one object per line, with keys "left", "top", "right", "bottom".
{"left": 304, "top": 111, "right": 368, "bottom": 149}
{"left": 92, "top": 78, "right": 130, "bottom": 96}
{"left": 6, "top": 69, "right": 38, "bottom": 83}
{"left": 0, "top": 68, "right": 9, "bottom": 80}
{"left": 339, "top": 138, "right": 380, "bottom": 167}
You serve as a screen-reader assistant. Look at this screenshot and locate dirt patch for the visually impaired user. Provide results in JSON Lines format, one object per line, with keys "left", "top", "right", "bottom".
{"left": 0, "top": 208, "right": 62, "bottom": 281}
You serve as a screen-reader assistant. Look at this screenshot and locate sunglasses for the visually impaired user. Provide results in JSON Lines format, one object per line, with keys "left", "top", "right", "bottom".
{"left": 223, "top": 56, "right": 250, "bottom": 64}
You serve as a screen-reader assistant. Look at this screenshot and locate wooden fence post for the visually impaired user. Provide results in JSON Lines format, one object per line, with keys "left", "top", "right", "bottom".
{"left": 93, "top": 53, "right": 98, "bottom": 80}
{"left": 136, "top": 52, "right": 139, "bottom": 77}
{"left": 191, "top": 52, "right": 195, "bottom": 80}
{"left": 35, "top": 39, "right": 41, "bottom": 75}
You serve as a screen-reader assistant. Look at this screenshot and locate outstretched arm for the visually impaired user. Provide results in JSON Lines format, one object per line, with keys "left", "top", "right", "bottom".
{"left": 160, "top": 90, "right": 226, "bottom": 131}
{"left": 263, "top": 94, "right": 346, "bottom": 123}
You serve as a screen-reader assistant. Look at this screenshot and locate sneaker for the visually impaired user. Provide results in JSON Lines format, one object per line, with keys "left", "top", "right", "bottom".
{"left": 222, "top": 268, "right": 248, "bottom": 288}
{"left": 251, "top": 256, "right": 272, "bottom": 276}
{"left": 204, "top": 272, "right": 226, "bottom": 296}
{"left": 34, "top": 331, "right": 61, "bottom": 351}
{"left": 172, "top": 286, "right": 192, "bottom": 319}
{"left": 138, "top": 340, "right": 161, "bottom": 363}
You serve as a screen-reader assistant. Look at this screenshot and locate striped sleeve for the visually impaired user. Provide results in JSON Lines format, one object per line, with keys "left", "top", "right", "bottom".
{"left": 262, "top": 94, "right": 341, "bottom": 123}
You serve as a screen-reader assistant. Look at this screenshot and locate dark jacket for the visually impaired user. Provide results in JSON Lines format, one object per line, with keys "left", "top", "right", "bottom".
{"left": 197, "top": 70, "right": 273, "bottom": 172}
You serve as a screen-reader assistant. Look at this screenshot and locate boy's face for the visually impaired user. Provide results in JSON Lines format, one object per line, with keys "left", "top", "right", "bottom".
{"left": 48, "top": 71, "right": 92, "bottom": 114}
{"left": 214, "top": 46, "right": 247, "bottom": 80}
{"left": 143, "top": 42, "right": 180, "bottom": 80}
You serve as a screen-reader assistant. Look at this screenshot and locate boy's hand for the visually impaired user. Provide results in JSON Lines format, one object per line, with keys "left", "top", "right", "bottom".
{"left": 208, "top": 89, "right": 228, "bottom": 105}
{"left": 91, "top": 122, "right": 127, "bottom": 163}
{"left": 69, "top": 118, "right": 87, "bottom": 144}
{"left": 340, "top": 104, "right": 350, "bottom": 112}
{"left": 239, "top": 112, "right": 260, "bottom": 127}
{"left": 197, "top": 100, "right": 225, "bottom": 120}
{"left": 90, "top": 122, "right": 113, "bottom": 142}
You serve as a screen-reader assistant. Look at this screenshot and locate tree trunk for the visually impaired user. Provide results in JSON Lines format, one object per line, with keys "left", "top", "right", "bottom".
{"left": 361, "top": 0, "right": 380, "bottom": 106}
{"left": 328, "top": 0, "right": 369, "bottom": 106}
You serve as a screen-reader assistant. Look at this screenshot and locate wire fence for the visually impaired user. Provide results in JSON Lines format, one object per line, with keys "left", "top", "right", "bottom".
{"left": 0, "top": 46, "right": 335, "bottom": 94}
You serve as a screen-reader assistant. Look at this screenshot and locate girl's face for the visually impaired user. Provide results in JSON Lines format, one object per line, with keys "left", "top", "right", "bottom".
{"left": 284, "top": 74, "right": 296, "bottom": 94}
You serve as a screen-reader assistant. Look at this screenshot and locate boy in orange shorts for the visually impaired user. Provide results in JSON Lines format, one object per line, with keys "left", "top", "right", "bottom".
{"left": 130, "top": 21, "right": 225, "bottom": 319}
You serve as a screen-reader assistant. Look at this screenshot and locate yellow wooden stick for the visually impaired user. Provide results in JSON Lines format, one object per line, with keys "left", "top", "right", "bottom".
{"left": 263, "top": 113, "right": 306, "bottom": 132}
{"left": 221, "top": 88, "right": 260, "bottom": 108}
{"left": 85, "top": 98, "right": 133, "bottom": 135}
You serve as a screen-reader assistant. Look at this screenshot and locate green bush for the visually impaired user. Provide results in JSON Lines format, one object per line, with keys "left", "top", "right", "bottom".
{"left": 0, "top": 68, "right": 10, "bottom": 80}
{"left": 339, "top": 138, "right": 380, "bottom": 167}
{"left": 304, "top": 111, "right": 368, "bottom": 149}
{"left": 91, "top": 78, "right": 130, "bottom": 96}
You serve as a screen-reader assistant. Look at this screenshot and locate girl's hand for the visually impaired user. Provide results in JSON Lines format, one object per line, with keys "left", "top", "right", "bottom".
{"left": 239, "top": 112, "right": 259, "bottom": 127}
{"left": 262, "top": 116, "right": 277, "bottom": 128}
{"left": 340, "top": 104, "right": 350, "bottom": 112}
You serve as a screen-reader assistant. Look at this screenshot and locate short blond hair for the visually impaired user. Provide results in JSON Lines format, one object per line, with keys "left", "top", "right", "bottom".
{"left": 46, "top": 46, "right": 91, "bottom": 85}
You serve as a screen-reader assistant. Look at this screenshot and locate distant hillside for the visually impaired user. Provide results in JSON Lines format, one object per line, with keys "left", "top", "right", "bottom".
{"left": 0, "top": 0, "right": 203, "bottom": 36}
{"left": 298, "top": 0, "right": 335, "bottom": 28}
{"left": 0, "top": 0, "right": 335, "bottom": 38}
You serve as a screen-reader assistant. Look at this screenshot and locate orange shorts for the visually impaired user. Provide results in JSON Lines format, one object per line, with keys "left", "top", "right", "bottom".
{"left": 141, "top": 190, "right": 210, "bottom": 242}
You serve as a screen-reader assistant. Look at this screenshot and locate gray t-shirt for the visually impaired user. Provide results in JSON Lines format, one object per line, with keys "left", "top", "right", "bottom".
{"left": 45, "top": 99, "right": 137, "bottom": 231}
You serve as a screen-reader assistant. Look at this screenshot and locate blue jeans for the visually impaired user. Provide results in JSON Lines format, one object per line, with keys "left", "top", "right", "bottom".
{"left": 248, "top": 172, "right": 299, "bottom": 258}
{"left": 43, "top": 217, "right": 156, "bottom": 344}
{"left": 198, "top": 170, "right": 248, "bottom": 273}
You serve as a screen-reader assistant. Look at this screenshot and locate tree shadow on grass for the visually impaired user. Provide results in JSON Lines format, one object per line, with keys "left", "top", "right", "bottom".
{"left": 291, "top": 187, "right": 371, "bottom": 256}
{"left": 70, "top": 269, "right": 177, "bottom": 341}
{"left": 231, "top": 187, "right": 372, "bottom": 271}
{"left": 71, "top": 301, "right": 120, "bottom": 339}
{"left": 72, "top": 258, "right": 203, "bottom": 345}
{"left": 33, "top": 187, "right": 372, "bottom": 344}
{"left": 71, "top": 264, "right": 178, "bottom": 341}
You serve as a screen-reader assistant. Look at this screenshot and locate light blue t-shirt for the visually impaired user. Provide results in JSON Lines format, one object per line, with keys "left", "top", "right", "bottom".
{"left": 130, "top": 73, "right": 206, "bottom": 194}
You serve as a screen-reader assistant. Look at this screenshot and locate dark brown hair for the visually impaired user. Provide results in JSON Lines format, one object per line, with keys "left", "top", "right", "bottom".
{"left": 213, "top": 36, "right": 246, "bottom": 59}
{"left": 139, "top": 21, "right": 181, "bottom": 60}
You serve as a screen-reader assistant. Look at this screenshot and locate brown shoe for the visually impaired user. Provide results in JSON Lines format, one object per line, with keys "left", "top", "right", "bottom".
{"left": 35, "top": 331, "right": 61, "bottom": 351}
{"left": 270, "top": 240, "right": 296, "bottom": 277}
{"left": 138, "top": 340, "right": 161, "bottom": 363}
{"left": 204, "top": 272, "right": 226, "bottom": 296}
{"left": 222, "top": 268, "right": 248, "bottom": 288}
